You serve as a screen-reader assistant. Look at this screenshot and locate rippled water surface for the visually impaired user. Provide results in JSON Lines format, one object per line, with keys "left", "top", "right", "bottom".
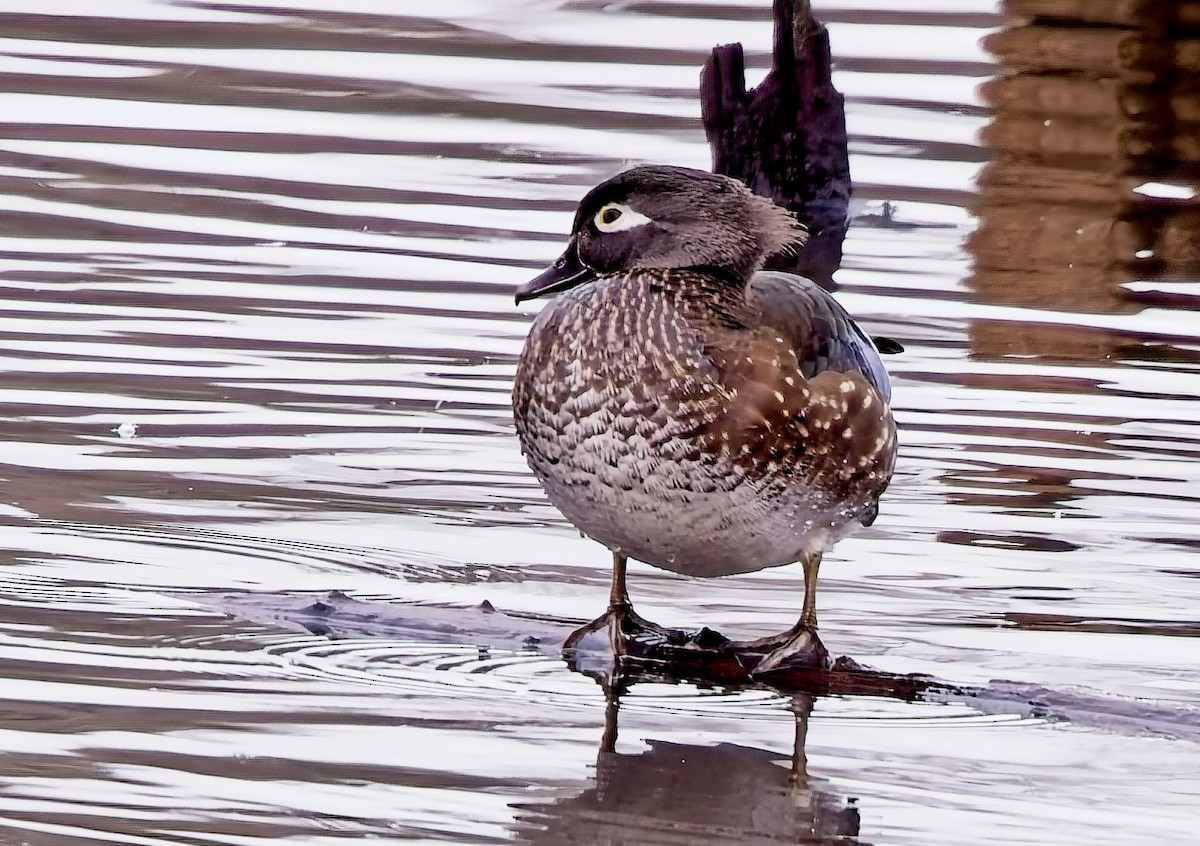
{"left": 1, "top": 1, "right": 1198, "bottom": 843}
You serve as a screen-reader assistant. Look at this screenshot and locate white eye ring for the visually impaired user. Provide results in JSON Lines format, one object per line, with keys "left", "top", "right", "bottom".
{"left": 594, "top": 202, "right": 652, "bottom": 233}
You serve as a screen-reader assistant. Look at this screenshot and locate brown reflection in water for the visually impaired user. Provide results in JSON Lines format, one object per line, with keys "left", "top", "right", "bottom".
{"left": 514, "top": 684, "right": 862, "bottom": 845}
{"left": 928, "top": 3, "right": 1200, "bottom": 530}
{"left": 970, "top": 1, "right": 1200, "bottom": 358}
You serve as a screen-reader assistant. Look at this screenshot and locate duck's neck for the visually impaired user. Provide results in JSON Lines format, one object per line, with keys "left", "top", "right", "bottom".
{"left": 650, "top": 266, "right": 756, "bottom": 330}
{"left": 679, "top": 264, "right": 747, "bottom": 289}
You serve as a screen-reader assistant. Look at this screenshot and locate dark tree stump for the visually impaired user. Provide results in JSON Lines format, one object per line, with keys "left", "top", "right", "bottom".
{"left": 701, "top": 0, "right": 851, "bottom": 289}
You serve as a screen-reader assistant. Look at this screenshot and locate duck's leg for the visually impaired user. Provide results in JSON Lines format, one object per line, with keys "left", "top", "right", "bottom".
{"left": 608, "top": 548, "right": 631, "bottom": 609}
{"left": 739, "top": 552, "right": 831, "bottom": 674}
{"left": 563, "top": 551, "right": 688, "bottom": 657}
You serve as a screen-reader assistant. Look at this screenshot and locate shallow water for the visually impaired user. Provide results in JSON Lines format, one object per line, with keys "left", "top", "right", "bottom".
{"left": 0, "top": 1, "right": 1198, "bottom": 843}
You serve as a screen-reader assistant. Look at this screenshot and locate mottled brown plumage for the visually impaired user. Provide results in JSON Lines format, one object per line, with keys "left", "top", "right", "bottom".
{"left": 512, "top": 165, "right": 898, "bottom": 670}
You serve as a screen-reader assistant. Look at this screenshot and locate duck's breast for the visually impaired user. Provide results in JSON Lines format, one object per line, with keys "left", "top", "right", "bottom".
{"left": 513, "top": 271, "right": 896, "bottom": 576}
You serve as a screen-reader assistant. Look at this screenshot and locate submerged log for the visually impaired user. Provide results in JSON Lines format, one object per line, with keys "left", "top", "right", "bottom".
{"left": 700, "top": 0, "right": 850, "bottom": 289}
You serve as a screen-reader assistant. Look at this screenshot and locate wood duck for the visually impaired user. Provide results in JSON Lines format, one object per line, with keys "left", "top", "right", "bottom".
{"left": 512, "top": 165, "right": 898, "bottom": 672}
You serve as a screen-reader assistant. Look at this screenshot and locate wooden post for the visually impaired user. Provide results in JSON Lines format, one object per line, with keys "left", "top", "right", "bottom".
{"left": 701, "top": 0, "right": 850, "bottom": 289}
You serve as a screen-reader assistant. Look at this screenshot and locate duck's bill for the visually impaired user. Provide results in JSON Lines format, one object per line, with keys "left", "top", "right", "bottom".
{"left": 514, "top": 240, "right": 597, "bottom": 304}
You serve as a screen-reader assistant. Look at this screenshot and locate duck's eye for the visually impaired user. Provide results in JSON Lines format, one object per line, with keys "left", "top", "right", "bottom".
{"left": 593, "top": 202, "right": 652, "bottom": 233}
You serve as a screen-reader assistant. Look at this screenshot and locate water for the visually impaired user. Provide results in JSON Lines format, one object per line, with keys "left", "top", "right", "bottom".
{"left": 1, "top": 1, "right": 1198, "bottom": 843}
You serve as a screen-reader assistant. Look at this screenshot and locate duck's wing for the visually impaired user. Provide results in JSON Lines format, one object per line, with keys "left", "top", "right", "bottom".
{"left": 745, "top": 270, "right": 895, "bottom": 403}
{"left": 690, "top": 271, "right": 897, "bottom": 496}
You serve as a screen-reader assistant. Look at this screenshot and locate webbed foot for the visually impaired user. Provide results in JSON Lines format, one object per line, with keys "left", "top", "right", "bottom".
{"left": 736, "top": 623, "right": 832, "bottom": 676}
{"left": 563, "top": 602, "right": 701, "bottom": 657}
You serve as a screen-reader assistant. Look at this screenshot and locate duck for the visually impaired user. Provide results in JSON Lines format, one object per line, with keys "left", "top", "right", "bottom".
{"left": 512, "top": 164, "right": 898, "bottom": 672}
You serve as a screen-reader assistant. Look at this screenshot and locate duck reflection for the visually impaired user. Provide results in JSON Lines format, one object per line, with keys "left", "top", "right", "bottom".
{"left": 514, "top": 676, "right": 862, "bottom": 845}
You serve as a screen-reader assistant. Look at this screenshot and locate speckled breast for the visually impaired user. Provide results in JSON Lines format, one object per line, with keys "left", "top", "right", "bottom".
{"left": 512, "top": 271, "right": 895, "bottom": 578}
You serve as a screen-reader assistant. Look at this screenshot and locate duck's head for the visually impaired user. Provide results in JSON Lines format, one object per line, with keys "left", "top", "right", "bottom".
{"left": 515, "top": 165, "right": 805, "bottom": 304}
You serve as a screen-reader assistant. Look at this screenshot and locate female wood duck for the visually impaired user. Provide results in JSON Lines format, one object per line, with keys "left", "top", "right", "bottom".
{"left": 512, "top": 165, "right": 898, "bottom": 672}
